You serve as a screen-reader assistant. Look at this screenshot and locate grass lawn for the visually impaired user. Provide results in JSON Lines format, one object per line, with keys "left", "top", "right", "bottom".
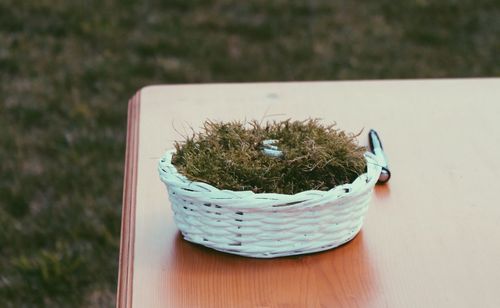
{"left": 0, "top": 0, "right": 499, "bottom": 306}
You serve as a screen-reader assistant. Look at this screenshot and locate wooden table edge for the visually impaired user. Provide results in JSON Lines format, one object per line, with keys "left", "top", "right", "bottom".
{"left": 116, "top": 90, "right": 141, "bottom": 308}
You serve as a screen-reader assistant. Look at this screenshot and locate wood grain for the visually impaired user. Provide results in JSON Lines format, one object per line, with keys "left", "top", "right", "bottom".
{"left": 118, "top": 79, "right": 500, "bottom": 308}
{"left": 116, "top": 90, "right": 140, "bottom": 308}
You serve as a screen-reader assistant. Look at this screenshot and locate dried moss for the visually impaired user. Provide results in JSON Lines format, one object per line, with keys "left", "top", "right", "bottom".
{"left": 172, "top": 119, "right": 367, "bottom": 194}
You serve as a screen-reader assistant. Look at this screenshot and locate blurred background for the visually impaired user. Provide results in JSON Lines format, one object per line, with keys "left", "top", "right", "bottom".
{"left": 0, "top": 0, "right": 499, "bottom": 306}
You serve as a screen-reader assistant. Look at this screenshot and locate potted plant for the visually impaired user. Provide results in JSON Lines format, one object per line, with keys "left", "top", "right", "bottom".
{"left": 158, "top": 119, "right": 381, "bottom": 258}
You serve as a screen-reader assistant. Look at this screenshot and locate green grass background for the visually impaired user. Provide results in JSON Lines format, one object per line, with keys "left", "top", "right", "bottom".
{"left": 0, "top": 0, "right": 499, "bottom": 306}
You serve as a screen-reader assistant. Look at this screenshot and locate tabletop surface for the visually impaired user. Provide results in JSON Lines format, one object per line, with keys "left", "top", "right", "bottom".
{"left": 117, "top": 79, "right": 500, "bottom": 308}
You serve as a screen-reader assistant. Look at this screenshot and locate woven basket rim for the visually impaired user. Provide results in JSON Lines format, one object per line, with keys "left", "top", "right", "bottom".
{"left": 158, "top": 149, "right": 382, "bottom": 199}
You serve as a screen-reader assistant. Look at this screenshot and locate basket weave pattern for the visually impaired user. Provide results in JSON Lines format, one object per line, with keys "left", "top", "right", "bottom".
{"left": 158, "top": 150, "right": 381, "bottom": 258}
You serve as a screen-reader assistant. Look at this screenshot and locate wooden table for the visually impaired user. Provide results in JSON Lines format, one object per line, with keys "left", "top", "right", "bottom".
{"left": 117, "top": 79, "right": 500, "bottom": 308}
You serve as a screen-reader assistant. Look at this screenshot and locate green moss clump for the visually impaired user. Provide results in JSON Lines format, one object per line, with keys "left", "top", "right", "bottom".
{"left": 172, "top": 119, "right": 367, "bottom": 194}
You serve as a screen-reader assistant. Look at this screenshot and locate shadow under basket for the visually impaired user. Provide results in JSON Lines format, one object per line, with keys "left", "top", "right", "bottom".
{"left": 158, "top": 150, "right": 382, "bottom": 258}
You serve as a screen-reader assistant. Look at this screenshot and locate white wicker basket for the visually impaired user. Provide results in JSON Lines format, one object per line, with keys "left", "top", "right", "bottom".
{"left": 158, "top": 150, "right": 381, "bottom": 258}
